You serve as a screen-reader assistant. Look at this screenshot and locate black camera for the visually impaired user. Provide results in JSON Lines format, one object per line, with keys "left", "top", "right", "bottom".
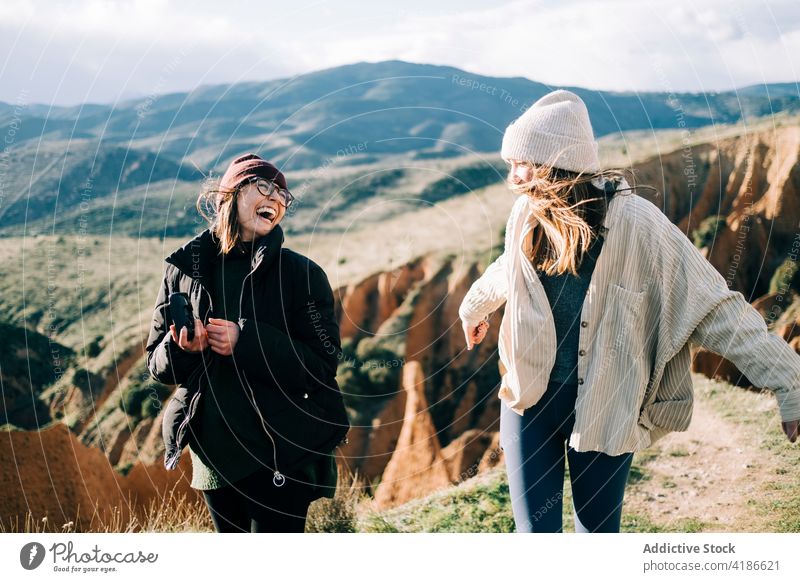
{"left": 168, "top": 292, "right": 195, "bottom": 342}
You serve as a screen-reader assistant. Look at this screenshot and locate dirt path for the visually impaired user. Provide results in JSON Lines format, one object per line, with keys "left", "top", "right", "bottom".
{"left": 624, "top": 378, "right": 786, "bottom": 532}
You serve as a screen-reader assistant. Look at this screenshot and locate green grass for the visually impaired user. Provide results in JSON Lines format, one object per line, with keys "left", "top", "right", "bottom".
{"left": 627, "top": 464, "right": 651, "bottom": 485}
{"left": 355, "top": 463, "right": 701, "bottom": 533}
{"left": 358, "top": 468, "right": 515, "bottom": 533}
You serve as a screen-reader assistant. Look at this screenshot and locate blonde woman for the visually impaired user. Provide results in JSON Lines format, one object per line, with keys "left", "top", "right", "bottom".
{"left": 458, "top": 90, "right": 800, "bottom": 533}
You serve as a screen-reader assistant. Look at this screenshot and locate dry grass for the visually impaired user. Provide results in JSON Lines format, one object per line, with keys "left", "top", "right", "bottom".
{"left": 0, "top": 470, "right": 370, "bottom": 533}
{"left": 0, "top": 486, "right": 213, "bottom": 533}
{"left": 306, "top": 470, "right": 370, "bottom": 533}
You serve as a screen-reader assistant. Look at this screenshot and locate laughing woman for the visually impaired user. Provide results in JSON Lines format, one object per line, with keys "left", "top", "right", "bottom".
{"left": 458, "top": 90, "right": 800, "bottom": 533}
{"left": 146, "top": 153, "right": 349, "bottom": 533}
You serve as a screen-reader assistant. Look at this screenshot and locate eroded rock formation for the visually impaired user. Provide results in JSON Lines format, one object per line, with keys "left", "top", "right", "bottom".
{"left": 0, "top": 423, "right": 196, "bottom": 531}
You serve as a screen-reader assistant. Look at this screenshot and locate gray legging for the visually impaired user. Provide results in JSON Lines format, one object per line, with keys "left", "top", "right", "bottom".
{"left": 500, "top": 380, "right": 634, "bottom": 533}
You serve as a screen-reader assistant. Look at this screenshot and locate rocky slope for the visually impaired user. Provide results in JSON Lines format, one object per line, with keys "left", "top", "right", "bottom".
{"left": 0, "top": 423, "right": 196, "bottom": 532}
{"left": 634, "top": 125, "right": 800, "bottom": 298}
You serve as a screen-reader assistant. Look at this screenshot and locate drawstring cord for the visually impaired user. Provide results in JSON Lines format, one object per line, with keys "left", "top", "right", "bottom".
{"left": 237, "top": 253, "right": 285, "bottom": 487}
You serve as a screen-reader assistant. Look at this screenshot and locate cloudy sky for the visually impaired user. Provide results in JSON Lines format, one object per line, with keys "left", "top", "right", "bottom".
{"left": 1, "top": 0, "right": 798, "bottom": 105}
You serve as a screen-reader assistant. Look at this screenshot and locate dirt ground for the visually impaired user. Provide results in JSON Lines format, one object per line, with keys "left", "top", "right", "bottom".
{"left": 624, "top": 378, "right": 793, "bottom": 532}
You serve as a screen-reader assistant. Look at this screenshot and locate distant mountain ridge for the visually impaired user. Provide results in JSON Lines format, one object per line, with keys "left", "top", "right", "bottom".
{"left": 0, "top": 60, "right": 797, "bottom": 236}
{"left": 2, "top": 60, "right": 797, "bottom": 165}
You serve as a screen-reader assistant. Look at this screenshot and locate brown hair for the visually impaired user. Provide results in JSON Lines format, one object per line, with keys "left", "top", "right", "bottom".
{"left": 510, "top": 164, "right": 633, "bottom": 276}
{"left": 196, "top": 177, "right": 245, "bottom": 254}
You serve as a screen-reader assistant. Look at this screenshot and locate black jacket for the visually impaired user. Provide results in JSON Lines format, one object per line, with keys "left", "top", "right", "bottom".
{"left": 146, "top": 224, "right": 349, "bottom": 484}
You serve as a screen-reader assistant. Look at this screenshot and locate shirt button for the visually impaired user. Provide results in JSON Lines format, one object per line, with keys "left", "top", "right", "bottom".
{"left": 303, "top": 393, "right": 309, "bottom": 399}
{"left": 577, "top": 378, "right": 584, "bottom": 385}
{"left": 579, "top": 349, "right": 586, "bottom": 356}
{"left": 580, "top": 321, "right": 588, "bottom": 328}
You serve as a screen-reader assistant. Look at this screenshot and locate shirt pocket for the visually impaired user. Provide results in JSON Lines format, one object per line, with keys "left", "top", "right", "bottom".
{"left": 601, "top": 283, "right": 646, "bottom": 357}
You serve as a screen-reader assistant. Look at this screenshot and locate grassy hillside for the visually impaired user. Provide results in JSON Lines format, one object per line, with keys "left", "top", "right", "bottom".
{"left": 0, "top": 234, "right": 168, "bottom": 351}
{"left": 2, "top": 152, "right": 508, "bottom": 238}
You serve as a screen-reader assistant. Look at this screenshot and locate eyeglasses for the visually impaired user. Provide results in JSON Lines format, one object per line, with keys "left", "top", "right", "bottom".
{"left": 249, "top": 177, "right": 295, "bottom": 208}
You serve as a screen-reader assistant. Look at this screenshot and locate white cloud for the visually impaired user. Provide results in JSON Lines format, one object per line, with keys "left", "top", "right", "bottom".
{"left": 0, "top": 0, "right": 797, "bottom": 104}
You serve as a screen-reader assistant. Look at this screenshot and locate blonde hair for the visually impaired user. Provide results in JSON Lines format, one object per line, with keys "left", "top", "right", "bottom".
{"left": 196, "top": 177, "right": 245, "bottom": 254}
{"left": 509, "top": 163, "right": 632, "bottom": 276}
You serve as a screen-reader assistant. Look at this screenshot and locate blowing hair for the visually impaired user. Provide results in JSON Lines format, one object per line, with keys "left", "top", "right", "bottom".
{"left": 196, "top": 177, "right": 245, "bottom": 254}
{"left": 510, "top": 164, "right": 633, "bottom": 276}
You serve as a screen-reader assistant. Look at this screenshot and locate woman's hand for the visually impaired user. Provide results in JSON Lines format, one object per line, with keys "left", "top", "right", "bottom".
{"left": 206, "top": 317, "right": 240, "bottom": 356}
{"left": 170, "top": 319, "right": 209, "bottom": 353}
{"left": 782, "top": 419, "right": 799, "bottom": 443}
{"left": 463, "top": 319, "right": 490, "bottom": 350}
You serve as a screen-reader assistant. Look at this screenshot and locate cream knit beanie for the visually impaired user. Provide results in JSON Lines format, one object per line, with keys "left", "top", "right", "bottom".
{"left": 501, "top": 90, "right": 600, "bottom": 173}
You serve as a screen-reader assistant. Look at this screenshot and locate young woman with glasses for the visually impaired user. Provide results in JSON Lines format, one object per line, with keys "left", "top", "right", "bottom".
{"left": 146, "top": 153, "right": 349, "bottom": 533}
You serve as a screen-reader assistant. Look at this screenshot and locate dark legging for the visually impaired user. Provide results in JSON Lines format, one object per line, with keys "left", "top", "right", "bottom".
{"left": 201, "top": 465, "right": 316, "bottom": 533}
{"left": 500, "top": 380, "right": 634, "bottom": 533}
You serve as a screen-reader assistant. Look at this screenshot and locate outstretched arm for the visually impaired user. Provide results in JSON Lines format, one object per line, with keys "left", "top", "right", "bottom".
{"left": 689, "top": 291, "right": 800, "bottom": 426}
{"left": 642, "top": 201, "right": 800, "bottom": 440}
{"left": 458, "top": 250, "right": 509, "bottom": 330}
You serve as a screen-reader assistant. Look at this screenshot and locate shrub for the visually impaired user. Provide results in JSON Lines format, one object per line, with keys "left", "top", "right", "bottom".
{"left": 337, "top": 342, "right": 403, "bottom": 425}
{"left": 770, "top": 256, "right": 800, "bottom": 295}
{"left": 691, "top": 215, "right": 726, "bottom": 248}
{"left": 305, "top": 472, "right": 366, "bottom": 533}
{"left": 119, "top": 381, "right": 170, "bottom": 419}
{"left": 70, "top": 368, "right": 104, "bottom": 394}
{"left": 85, "top": 335, "right": 103, "bottom": 358}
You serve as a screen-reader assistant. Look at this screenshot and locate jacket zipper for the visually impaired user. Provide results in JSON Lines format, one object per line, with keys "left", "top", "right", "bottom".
{"left": 237, "top": 253, "right": 285, "bottom": 487}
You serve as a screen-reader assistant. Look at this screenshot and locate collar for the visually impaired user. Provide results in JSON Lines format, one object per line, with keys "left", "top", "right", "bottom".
{"left": 165, "top": 224, "right": 285, "bottom": 284}
{"left": 520, "top": 178, "right": 628, "bottom": 259}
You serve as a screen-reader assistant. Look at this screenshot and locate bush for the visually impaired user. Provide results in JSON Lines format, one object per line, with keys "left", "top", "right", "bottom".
{"left": 337, "top": 343, "right": 403, "bottom": 425}
{"left": 85, "top": 335, "right": 103, "bottom": 358}
{"left": 141, "top": 395, "right": 163, "bottom": 419}
{"left": 119, "top": 381, "right": 171, "bottom": 419}
{"left": 70, "top": 368, "right": 104, "bottom": 394}
{"left": 691, "top": 215, "right": 727, "bottom": 248}
{"left": 770, "top": 256, "right": 800, "bottom": 295}
{"left": 305, "top": 473, "right": 366, "bottom": 533}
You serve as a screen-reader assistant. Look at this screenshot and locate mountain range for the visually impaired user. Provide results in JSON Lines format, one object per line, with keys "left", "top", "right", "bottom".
{"left": 0, "top": 60, "right": 797, "bottom": 237}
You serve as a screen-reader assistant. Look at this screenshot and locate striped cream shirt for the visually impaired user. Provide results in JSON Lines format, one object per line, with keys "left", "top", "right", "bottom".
{"left": 459, "top": 180, "right": 800, "bottom": 455}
